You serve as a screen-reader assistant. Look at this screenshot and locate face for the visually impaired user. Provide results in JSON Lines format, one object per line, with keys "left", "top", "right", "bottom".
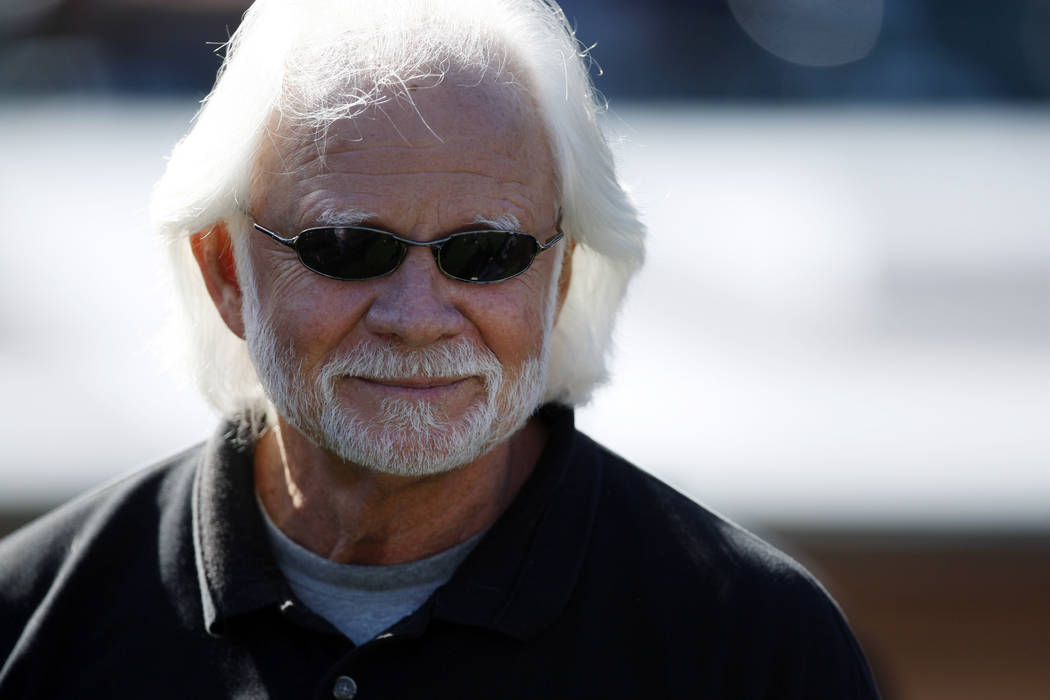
{"left": 240, "top": 79, "right": 564, "bottom": 476}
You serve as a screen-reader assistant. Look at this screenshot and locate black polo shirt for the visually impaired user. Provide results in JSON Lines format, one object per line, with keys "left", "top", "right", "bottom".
{"left": 0, "top": 406, "right": 879, "bottom": 699}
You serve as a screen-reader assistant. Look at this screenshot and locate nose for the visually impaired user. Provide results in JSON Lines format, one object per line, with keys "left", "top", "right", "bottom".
{"left": 363, "top": 246, "right": 468, "bottom": 346}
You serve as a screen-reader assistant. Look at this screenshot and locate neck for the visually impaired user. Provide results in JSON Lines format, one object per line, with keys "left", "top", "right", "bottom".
{"left": 254, "top": 415, "right": 546, "bottom": 565}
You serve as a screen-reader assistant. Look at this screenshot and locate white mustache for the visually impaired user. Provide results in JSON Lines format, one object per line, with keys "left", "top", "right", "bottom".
{"left": 316, "top": 341, "right": 504, "bottom": 392}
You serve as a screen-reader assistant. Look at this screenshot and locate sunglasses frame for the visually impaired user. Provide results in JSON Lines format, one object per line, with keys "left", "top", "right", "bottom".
{"left": 251, "top": 222, "right": 564, "bottom": 284}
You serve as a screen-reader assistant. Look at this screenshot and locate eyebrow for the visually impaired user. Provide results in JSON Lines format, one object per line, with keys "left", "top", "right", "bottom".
{"left": 315, "top": 207, "right": 376, "bottom": 227}
{"left": 308, "top": 210, "right": 524, "bottom": 234}
{"left": 471, "top": 214, "right": 522, "bottom": 231}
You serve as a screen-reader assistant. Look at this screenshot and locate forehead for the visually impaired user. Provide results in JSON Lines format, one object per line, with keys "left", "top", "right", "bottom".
{"left": 251, "top": 78, "right": 558, "bottom": 233}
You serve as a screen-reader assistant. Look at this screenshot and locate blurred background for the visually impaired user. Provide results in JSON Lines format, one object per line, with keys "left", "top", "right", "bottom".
{"left": 1, "top": 1, "right": 1047, "bottom": 697}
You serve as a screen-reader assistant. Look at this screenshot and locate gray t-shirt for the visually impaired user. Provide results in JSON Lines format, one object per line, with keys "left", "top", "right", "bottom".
{"left": 260, "top": 503, "right": 483, "bottom": 645}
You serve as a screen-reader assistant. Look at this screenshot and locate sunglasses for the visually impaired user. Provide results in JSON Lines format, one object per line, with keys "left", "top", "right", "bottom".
{"left": 252, "top": 222, "right": 564, "bottom": 284}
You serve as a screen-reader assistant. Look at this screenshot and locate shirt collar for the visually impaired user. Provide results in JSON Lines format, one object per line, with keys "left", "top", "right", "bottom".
{"left": 192, "top": 423, "right": 290, "bottom": 635}
{"left": 429, "top": 404, "right": 601, "bottom": 640}
{"left": 192, "top": 404, "right": 601, "bottom": 640}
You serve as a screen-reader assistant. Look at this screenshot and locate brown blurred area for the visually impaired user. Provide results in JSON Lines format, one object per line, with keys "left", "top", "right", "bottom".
{"left": 778, "top": 529, "right": 1050, "bottom": 700}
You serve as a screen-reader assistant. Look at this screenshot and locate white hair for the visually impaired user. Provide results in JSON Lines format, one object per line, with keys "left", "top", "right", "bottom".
{"left": 150, "top": 0, "right": 645, "bottom": 425}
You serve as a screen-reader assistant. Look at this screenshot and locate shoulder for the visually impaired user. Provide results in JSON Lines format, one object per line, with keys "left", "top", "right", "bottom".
{"left": 0, "top": 443, "right": 202, "bottom": 562}
{"left": 0, "top": 444, "right": 202, "bottom": 655}
{"left": 577, "top": 430, "right": 804, "bottom": 585}
{"left": 570, "top": 431, "right": 879, "bottom": 696}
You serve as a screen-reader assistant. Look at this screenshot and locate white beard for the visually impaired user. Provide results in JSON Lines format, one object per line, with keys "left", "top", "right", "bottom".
{"left": 244, "top": 317, "right": 549, "bottom": 477}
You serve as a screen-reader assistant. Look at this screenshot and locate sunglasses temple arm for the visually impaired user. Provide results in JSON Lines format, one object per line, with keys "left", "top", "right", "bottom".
{"left": 538, "top": 231, "right": 565, "bottom": 252}
{"left": 252, "top": 223, "right": 298, "bottom": 249}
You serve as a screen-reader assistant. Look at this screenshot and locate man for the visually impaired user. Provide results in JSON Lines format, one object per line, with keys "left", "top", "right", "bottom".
{"left": 1, "top": 1, "right": 880, "bottom": 698}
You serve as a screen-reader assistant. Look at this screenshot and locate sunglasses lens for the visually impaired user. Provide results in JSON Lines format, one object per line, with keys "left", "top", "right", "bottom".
{"left": 296, "top": 228, "right": 404, "bottom": 280}
{"left": 283, "top": 226, "right": 544, "bottom": 283}
{"left": 439, "top": 231, "right": 537, "bottom": 282}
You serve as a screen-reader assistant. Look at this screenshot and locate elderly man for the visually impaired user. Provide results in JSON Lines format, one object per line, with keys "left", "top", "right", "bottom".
{"left": 1, "top": 1, "right": 879, "bottom": 698}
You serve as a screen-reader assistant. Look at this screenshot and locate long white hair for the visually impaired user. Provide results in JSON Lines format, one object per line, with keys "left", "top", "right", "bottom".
{"left": 150, "top": 0, "right": 645, "bottom": 425}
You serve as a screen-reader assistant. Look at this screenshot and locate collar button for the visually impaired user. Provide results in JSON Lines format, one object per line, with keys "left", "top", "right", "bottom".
{"left": 332, "top": 675, "right": 358, "bottom": 699}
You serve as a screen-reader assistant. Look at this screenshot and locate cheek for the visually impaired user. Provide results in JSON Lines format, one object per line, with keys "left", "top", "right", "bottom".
{"left": 253, "top": 269, "right": 372, "bottom": 369}
{"left": 469, "top": 280, "right": 552, "bottom": 367}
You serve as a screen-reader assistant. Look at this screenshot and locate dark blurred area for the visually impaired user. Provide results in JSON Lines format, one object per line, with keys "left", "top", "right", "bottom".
{"left": 0, "top": 0, "right": 241, "bottom": 94}
{"left": 2, "top": 0, "right": 1049, "bottom": 101}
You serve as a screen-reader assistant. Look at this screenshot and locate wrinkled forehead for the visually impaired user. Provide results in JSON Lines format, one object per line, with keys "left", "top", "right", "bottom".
{"left": 250, "top": 68, "right": 555, "bottom": 202}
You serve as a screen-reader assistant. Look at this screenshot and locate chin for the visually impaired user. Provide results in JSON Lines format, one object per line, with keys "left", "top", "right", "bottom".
{"left": 316, "top": 398, "right": 515, "bottom": 477}
{"left": 311, "top": 355, "right": 548, "bottom": 477}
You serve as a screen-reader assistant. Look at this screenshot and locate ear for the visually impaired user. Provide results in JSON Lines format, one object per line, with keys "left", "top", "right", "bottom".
{"left": 190, "top": 222, "right": 246, "bottom": 339}
{"left": 553, "top": 240, "right": 575, "bottom": 322}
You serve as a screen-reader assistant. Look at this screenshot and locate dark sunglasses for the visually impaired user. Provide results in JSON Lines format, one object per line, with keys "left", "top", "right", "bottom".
{"left": 252, "top": 222, "right": 564, "bottom": 284}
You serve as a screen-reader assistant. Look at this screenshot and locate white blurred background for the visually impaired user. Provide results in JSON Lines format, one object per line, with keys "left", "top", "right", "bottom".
{"left": 1, "top": 100, "right": 1047, "bottom": 531}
